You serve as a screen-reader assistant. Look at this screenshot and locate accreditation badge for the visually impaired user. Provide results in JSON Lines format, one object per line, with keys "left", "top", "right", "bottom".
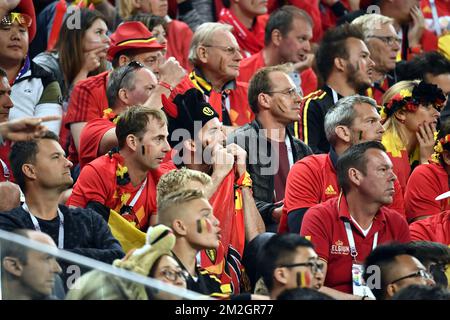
{"left": 352, "top": 263, "right": 376, "bottom": 299}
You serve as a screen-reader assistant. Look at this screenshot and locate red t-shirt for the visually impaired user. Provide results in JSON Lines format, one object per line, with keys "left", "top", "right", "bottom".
{"left": 67, "top": 153, "right": 164, "bottom": 231}
{"left": 404, "top": 162, "right": 450, "bottom": 221}
{"left": 166, "top": 20, "right": 193, "bottom": 71}
{"left": 300, "top": 195, "right": 411, "bottom": 294}
{"left": 63, "top": 71, "right": 110, "bottom": 164}
{"left": 279, "top": 153, "right": 406, "bottom": 233}
{"left": 0, "top": 142, "right": 13, "bottom": 182}
{"left": 78, "top": 118, "right": 116, "bottom": 169}
{"left": 409, "top": 210, "right": 450, "bottom": 245}
{"left": 238, "top": 50, "right": 318, "bottom": 96}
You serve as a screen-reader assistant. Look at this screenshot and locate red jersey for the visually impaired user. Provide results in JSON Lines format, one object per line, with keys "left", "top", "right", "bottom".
{"left": 170, "top": 71, "right": 254, "bottom": 126}
{"left": 238, "top": 50, "right": 318, "bottom": 96}
{"left": 63, "top": 71, "right": 110, "bottom": 164}
{"left": 166, "top": 20, "right": 193, "bottom": 71}
{"left": 279, "top": 152, "right": 406, "bottom": 233}
{"left": 409, "top": 210, "right": 450, "bottom": 245}
{"left": 405, "top": 162, "right": 450, "bottom": 221}
{"left": 0, "top": 142, "right": 13, "bottom": 182}
{"left": 218, "top": 8, "right": 268, "bottom": 58}
{"left": 67, "top": 152, "right": 162, "bottom": 231}
{"left": 300, "top": 194, "right": 411, "bottom": 293}
{"left": 78, "top": 118, "right": 116, "bottom": 169}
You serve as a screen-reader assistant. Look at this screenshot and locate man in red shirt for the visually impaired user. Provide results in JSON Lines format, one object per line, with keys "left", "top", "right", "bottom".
{"left": 218, "top": 0, "right": 269, "bottom": 58}
{"left": 63, "top": 21, "right": 184, "bottom": 168}
{"left": 67, "top": 107, "right": 171, "bottom": 231}
{"left": 238, "top": 6, "right": 317, "bottom": 97}
{"left": 169, "top": 22, "right": 254, "bottom": 132}
{"left": 300, "top": 141, "right": 411, "bottom": 299}
{"left": 78, "top": 61, "right": 158, "bottom": 168}
{"left": 409, "top": 210, "right": 450, "bottom": 245}
{"left": 281, "top": 95, "right": 405, "bottom": 233}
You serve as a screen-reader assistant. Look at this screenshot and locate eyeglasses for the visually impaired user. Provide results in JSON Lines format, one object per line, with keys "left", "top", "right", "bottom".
{"left": 118, "top": 61, "right": 144, "bottom": 87}
{"left": 202, "top": 45, "right": 242, "bottom": 56}
{"left": 0, "top": 12, "right": 32, "bottom": 28}
{"left": 390, "top": 269, "right": 434, "bottom": 285}
{"left": 266, "top": 87, "right": 301, "bottom": 99}
{"left": 280, "top": 261, "right": 325, "bottom": 274}
{"left": 159, "top": 268, "right": 189, "bottom": 282}
{"left": 366, "top": 35, "right": 402, "bottom": 46}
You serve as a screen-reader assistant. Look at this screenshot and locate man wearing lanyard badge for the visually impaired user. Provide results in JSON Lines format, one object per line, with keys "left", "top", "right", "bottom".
{"left": 228, "top": 65, "right": 313, "bottom": 232}
{"left": 301, "top": 141, "right": 411, "bottom": 300}
{"left": 0, "top": 131, "right": 124, "bottom": 265}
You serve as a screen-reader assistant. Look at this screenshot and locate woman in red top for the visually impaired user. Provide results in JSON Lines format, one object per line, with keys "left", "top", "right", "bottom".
{"left": 380, "top": 80, "right": 445, "bottom": 194}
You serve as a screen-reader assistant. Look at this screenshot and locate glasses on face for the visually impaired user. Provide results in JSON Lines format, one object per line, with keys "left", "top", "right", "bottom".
{"left": 390, "top": 269, "right": 434, "bottom": 285}
{"left": 159, "top": 268, "right": 189, "bottom": 282}
{"left": 266, "top": 87, "right": 301, "bottom": 99}
{"left": 202, "top": 44, "right": 242, "bottom": 56}
{"left": 0, "top": 12, "right": 32, "bottom": 28}
{"left": 118, "top": 60, "right": 144, "bottom": 87}
{"left": 280, "top": 261, "right": 325, "bottom": 274}
{"left": 367, "top": 35, "right": 402, "bottom": 46}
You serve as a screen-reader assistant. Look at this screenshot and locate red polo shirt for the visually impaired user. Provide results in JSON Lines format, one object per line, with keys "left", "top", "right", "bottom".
{"left": 300, "top": 195, "right": 411, "bottom": 294}
{"left": 238, "top": 50, "right": 318, "bottom": 96}
{"left": 409, "top": 211, "right": 450, "bottom": 245}
{"left": 62, "top": 71, "right": 110, "bottom": 164}
{"left": 279, "top": 153, "right": 406, "bottom": 233}
{"left": 78, "top": 118, "right": 116, "bottom": 169}
{"left": 67, "top": 153, "right": 169, "bottom": 231}
{"left": 404, "top": 162, "right": 450, "bottom": 221}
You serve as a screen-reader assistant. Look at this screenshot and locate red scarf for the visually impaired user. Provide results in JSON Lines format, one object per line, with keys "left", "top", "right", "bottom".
{"left": 218, "top": 8, "right": 266, "bottom": 57}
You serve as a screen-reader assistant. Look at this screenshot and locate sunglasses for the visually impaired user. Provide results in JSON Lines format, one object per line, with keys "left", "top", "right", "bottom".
{"left": 0, "top": 12, "right": 32, "bottom": 28}
{"left": 280, "top": 261, "right": 325, "bottom": 274}
{"left": 118, "top": 61, "right": 145, "bottom": 87}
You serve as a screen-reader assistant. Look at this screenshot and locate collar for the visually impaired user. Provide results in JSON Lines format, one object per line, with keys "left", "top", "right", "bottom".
{"left": 337, "top": 192, "right": 387, "bottom": 228}
{"left": 328, "top": 147, "right": 339, "bottom": 171}
{"left": 323, "top": 85, "right": 343, "bottom": 100}
{"left": 190, "top": 68, "right": 236, "bottom": 95}
{"left": 12, "top": 56, "right": 31, "bottom": 85}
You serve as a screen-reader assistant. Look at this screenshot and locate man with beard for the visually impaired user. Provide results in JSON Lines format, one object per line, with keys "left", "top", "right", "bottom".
{"left": 299, "top": 24, "right": 375, "bottom": 154}
{"left": 281, "top": 95, "right": 405, "bottom": 234}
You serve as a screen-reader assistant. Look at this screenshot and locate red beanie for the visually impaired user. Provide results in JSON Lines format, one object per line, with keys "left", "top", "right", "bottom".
{"left": 14, "top": 0, "right": 36, "bottom": 42}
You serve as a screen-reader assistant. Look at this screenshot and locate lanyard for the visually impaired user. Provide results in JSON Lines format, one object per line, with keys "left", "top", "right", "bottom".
{"left": 285, "top": 135, "right": 294, "bottom": 168}
{"left": 128, "top": 177, "right": 147, "bottom": 209}
{"left": 344, "top": 221, "right": 378, "bottom": 261}
{"left": 22, "top": 203, "right": 64, "bottom": 249}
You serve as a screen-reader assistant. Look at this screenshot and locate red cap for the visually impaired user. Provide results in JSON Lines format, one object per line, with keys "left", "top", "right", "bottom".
{"left": 107, "top": 21, "right": 165, "bottom": 61}
{"left": 14, "top": 0, "right": 36, "bottom": 42}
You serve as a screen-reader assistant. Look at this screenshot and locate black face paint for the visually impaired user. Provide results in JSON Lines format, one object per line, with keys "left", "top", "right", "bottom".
{"left": 359, "top": 130, "right": 363, "bottom": 141}
{"left": 142, "top": 145, "right": 145, "bottom": 155}
{"left": 296, "top": 271, "right": 302, "bottom": 288}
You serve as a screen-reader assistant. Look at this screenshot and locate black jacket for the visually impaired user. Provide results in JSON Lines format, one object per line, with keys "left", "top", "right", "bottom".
{"left": 227, "top": 120, "right": 312, "bottom": 231}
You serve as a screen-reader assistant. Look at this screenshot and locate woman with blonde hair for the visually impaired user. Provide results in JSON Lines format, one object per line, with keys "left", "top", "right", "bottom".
{"left": 380, "top": 80, "right": 446, "bottom": 193}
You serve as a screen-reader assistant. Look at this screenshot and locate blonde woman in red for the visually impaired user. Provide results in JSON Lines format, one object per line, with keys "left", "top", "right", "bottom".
{"left": 380, "top": 80, "right": 445, "bottom": 194}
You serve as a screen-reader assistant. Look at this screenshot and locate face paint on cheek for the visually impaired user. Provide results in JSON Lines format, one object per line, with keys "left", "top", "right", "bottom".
{"left": 142, "top": 145, "right": 145, "bottom": 155}
{"left": 359, "top": 130, "right": 363, "bottom": 141}
{"left": 196, "top": 218, "right": 212, "bottom": 234}
{"left": 296, "top": 270, "right": 311, "bottom": 288}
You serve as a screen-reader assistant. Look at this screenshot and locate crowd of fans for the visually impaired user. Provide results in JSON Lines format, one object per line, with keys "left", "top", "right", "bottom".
{"left": 0, "top": 0, "right": 449, "bottom": 300}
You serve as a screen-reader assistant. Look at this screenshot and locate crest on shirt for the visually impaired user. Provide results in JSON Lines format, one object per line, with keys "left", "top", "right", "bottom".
{"left": 325, "top": 184, "right": 337, "bottom": 196}
{"left": 205, "top": 248, "right": 217, "bottom": 264}
{"left": 331, "top": 240, "right": 350, "bottom": 255}
{"left": 202, "top": 106, "right": 214, "bottom": 116}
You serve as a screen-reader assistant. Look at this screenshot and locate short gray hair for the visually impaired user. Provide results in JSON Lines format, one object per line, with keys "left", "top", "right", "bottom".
{"left": 324, "top": 95, "right": 378, "bottom": 147}
{"left": 351, "top": 14, "right": 394, "bottom": 38}
{"left": 106, "top": 63, "right": 144, "bottom": 108}
{"left": 188, "top": 22, "right": 234, "bottom": 65}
